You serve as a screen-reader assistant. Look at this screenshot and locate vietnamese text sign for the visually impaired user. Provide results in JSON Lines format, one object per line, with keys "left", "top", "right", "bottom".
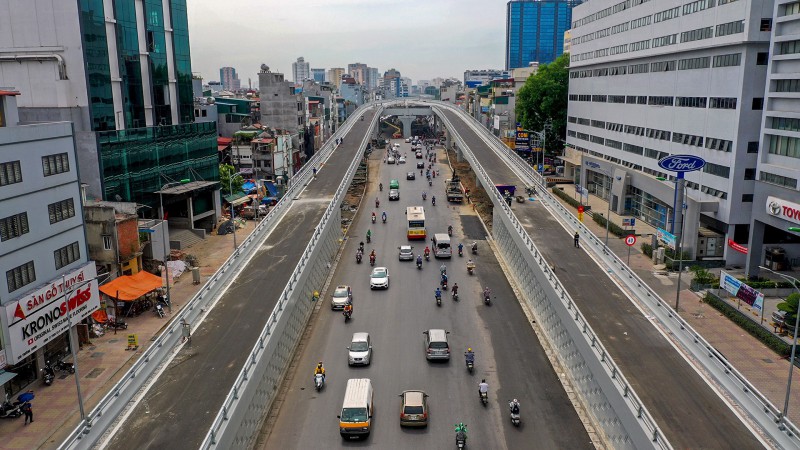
{"left": 720, "top": 270, "right": 764, "bottom": 312}
{"left": 657, "top": 228, "right": 676, "bottom": 250}
{"left": 515, "top": 124, "right": 530, "bottom": 150}
{"left": 4, "top": 263, "right": 100, "bottom": 364}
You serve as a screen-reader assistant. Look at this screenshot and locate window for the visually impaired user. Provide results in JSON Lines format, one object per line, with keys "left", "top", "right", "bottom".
{"left": 742, "top": 194, "right": 753, "bottom": 202}
{"left": 713, "top": 53, "right": 741, "bottom": 68}
{"left": 568, "top": 116, "right": 577, "bottom": 123}
{"left": 780, "top": 1, "right": 800, "bottom": 16}
{"left": 630, "top": 15, "right": 652, "bottom": 29}
{"left": 766, "top": 134, "right": 800, "bottom": 158}
{"left": 703, "top": 162, "right": 730, "bottom": 178}
{"left": 779, "top": 40, "right": 800, "bottom": 55}
{"left": 54, "top": 241, "right": 81, "bottom": 270}
{"left": 681, "top": 27, "right": 714, "bottom": 43}
{"left": 744, "top": 168, "right": 756, "bottom": 180}
{"left": 7, "top": 261, "right": 35, "bottom": 293}
{"left": 654, "top": 6, "right": 680, "bottom": 22}
{"left": 757, "top": 52, "right": 769, "bottom": 65}
{"left": 645, "top": 148, "right": 669, "bottom": 160}
{"left": 760, "top": 19, "right": 772, "bottom": 32}
{"left": 775, "top": 80, "right": 800, "bottom": 93}
{"left": 605, "top": 139, "right": 623, "bottom": 150}
{"left": 770, "top": 116, "right": 800, "bottom": 131}
{"left": 760, "top": 171, "right": 798, "bottom": 189}
{"left": 747, "top": 141, "right": 759, "bottom": 153}
{"left": 672, "top": 132, "right": 704, "bottom": 147}
{"left": 646, "top": 128, "right": 671, "bottom": 140}
{"left": 709, "top": 97, "right": 737, "bottom": 109}
{"left": 0, "top": 161, "right": 22, "bottom": 186}
{"left": 577, "top": 118, "right": 590, "bottom": 125}
{"left": 630, "top": 40, "right": 650, "bottom": 52}
{"left": 0, "top": 212, "right": 29, "bottom": 241}
{"left": 628, "top": 63, "right": 649, "bottom": 74}
{"left": 609, "top": 95, "right": 626, "bottom": 103}
{"left": 592, "top": 95, "right": 608, "bottom": 102}
{"left": 48, "top": 198, "right": 75, "bottom": 224}
{"left": 591, "top": 120, "right": 606, "bottom": 128}
{"left": 683, "top": 0, "right": 715, "bottom": 15}
{"left": 102, "top": 235, "right": 112, "bottom": 250}
{"left": 648, "top": 96, "right": 674, "bottom": 106}
{"left": 676, "top": 97, "right": 707, "bottom": 107}
{"left": 752, "top": 98, "right": 764, "bottom": 110}
{"left": 652, "top": 34, "right": 678, "bottom": 48}
{"left": 678, "top": 57, "right": 710, "bottom": 70}
{"left": 716, "top": 20, "right": 745, "bottom": 37}
{"left": 650, "top": 60, "right": 676, "bottom": 72}
{"left": 624, "top": 125, "right": 645, "bottom": 135}
{"left": 623, "top": 143, "right": 644, "bottom": 155}
{"left": 705, "top": 137, "right": 732, "bottom": 151}
{"left": 42, "top": 153, "right": 70, "bottom": 177}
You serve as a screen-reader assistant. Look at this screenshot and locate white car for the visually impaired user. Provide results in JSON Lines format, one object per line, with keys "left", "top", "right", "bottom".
{"left": 370, "top": 267, "right": 390, "bottom": 289}
{"left": 388, "top": 156, "right": 396, "bottom": 164}
{"left": 405, "top": 138, "right": 411, "bottom": 143}
{"left": 347, "top": 332, "right": 372, "bottom": 366}
{"left": 331, "top": 285, "right": 353, "bottom": 310}
{"left": 398, "top": 156, "right": 406, "bottom": 164}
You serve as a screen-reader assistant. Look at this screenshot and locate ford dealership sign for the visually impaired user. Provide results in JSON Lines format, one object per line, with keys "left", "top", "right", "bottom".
{"left": 658, "top": 155, "right": 705, "bottom": 173}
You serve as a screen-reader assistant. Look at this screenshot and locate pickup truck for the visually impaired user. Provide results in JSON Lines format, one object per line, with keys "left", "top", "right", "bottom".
{"left": 445, "top": 176, "right": 463, "bottom": 202}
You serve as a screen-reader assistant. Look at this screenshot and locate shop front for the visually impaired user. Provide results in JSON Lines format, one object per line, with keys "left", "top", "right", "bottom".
{"left": 0, "top": 263, "right": 100, "bottom": 395}
{"left": 97, "top": 270, "right": 164, "bottom": 321}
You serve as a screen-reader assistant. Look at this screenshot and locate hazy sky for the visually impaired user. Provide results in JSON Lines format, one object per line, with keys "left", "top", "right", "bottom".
{"left": 187, "top": 0, "right": 508, "bottom": 86}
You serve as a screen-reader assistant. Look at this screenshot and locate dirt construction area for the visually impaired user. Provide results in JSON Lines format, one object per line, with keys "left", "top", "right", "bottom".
{"left": 446, "top": 147, "right": 494, "bottom": 232}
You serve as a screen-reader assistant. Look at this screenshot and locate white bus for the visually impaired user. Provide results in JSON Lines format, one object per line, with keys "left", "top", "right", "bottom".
{"left": 432, "top": 233, "right": 452, "bottom": 258}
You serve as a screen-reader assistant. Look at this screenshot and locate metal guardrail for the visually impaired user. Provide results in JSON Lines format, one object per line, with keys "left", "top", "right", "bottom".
{"left": 434, "top": 106, "right": 670, "bottom": 449}
{"left": 439, "top": 101, "right": 800, "bottom": 449}
{"left": 198, "top": 107, "right": 382, "bottom": 449}
{"left": 58, "top": 108, "right": 371, "bottom": 450}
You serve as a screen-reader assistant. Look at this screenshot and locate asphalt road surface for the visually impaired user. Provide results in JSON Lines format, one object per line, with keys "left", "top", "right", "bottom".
{"left": 107, "top": 112, "right": 378, "bottom": 449}
{"left": 439, "top": 109, "right": 763, "bottom": 449}
{"left": 262, "top": 139, "right": 592, "bottom": 450}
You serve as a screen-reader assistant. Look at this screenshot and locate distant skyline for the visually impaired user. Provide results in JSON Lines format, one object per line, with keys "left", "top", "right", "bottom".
{"left": 187, "top": 0, "right": 507, "bottom": 86}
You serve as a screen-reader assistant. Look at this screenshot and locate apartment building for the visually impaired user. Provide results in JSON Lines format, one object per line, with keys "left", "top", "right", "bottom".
{"left": 565, "top": 0, "right": 774, "bottom": 263}
{"left": 747, "top": 0, "right": 800, "bottom": 275}
{"left": 0, "top": 90, "right": 99, "bottom": 394}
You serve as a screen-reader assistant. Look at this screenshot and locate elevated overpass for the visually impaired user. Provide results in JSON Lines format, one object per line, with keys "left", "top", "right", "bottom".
{"left": 60, "top": 101, "right": 798, "bottom": 450}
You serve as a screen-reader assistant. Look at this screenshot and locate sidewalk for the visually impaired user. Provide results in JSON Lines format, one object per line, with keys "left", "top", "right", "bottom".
{"left": 549, "top": 188, "right": 800, "bottom": 425}
{"left": 0, "top": 220, "right": 256, "bottom": 450}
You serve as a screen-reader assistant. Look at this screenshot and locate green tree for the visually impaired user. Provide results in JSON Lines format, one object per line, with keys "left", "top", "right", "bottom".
{"left": 516, "top": 53, "right": 570, "bottom": 154}
{"left": 219, "top": 164, "right": 244, "bottom": 196}
{"left": 777, "top": 292, "right": 800, "bottom": 327}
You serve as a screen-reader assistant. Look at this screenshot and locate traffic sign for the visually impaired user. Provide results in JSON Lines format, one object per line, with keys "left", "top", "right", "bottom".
{"left": 625, "top": 235, "right": 636, "bottom": 246}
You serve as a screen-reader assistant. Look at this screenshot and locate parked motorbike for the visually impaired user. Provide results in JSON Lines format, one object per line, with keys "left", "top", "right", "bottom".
{"left": 509, "top": 401, "right": 521, "bottom": 426}
{"left": 54, "top": 357, "right": 75, "bottom": 374}
{"left": 315, "top": 373, "right": 325, "bottom": 391}
{"left": 107, "top": 319, "right": 128, "bottom": 330}
{"left": 42, "top": 362, "right": 55, "bottom": 386}
{"left": 154, "top": 302, "right": 165, "bottom": 318}
{"left": 0, "top": 396, "right": 21, "bottom": 419}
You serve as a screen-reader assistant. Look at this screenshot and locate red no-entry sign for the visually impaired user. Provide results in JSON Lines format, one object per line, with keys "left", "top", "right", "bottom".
{"left": 625, "top": 235, "right": 636, "bottom": 246}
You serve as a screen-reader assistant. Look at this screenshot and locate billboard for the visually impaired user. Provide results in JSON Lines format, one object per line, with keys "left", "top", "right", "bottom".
{"left": 3, "top": 263, "right": 100, "bottom": 364}
{"left": 720, "top": 270, "right": 764, "bottom": 312}
{"left": 515, "top": 124, "right": 530, "bottom": 150}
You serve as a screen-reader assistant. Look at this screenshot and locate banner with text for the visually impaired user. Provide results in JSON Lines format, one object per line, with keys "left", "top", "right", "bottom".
{"left": 3, "top": 263, "right": 100, "bottom": 364}
{"left": 720, "top": 270, "right": 764, "bottom": 312}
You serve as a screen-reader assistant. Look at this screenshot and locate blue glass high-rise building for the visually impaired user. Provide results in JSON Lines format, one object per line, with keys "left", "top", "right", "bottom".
{"left": 506, "top": 0, "right": 580, "bottom": 69}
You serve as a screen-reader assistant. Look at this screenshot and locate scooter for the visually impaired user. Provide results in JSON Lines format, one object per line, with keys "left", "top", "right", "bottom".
{"left": 452, "top": 291, "right": 459, "bottom": 301}
{"left": 441, "top": 279, "right": 448, "bottom": 290}
{"left": 356, "top": 252, "right": 362, "bottom": 264}
{"left": 471, "top": 242, "right": 478, "bottom": 255}
{"left": 480, "top": 390, "right": 488, "bottom": 406}
{"left": 458, "top": 247, "right": 463, "bottom": 257}
{"left": 483, "top": 293, "right": 491, "bottom": 306}
{"left": 448, "top": 226, "right": 453, "bottom": 236}
{"left": 431, "top": 197, "right": 436, "bottom": 206}
{"left": 467, "top": 263, "right": 475, "bottom": 275}
{"left": 367, "top": 234, "right": 371, "bottom": 243}
{"left": 416, "top": 259, "right": 423, "bottom": 270}
{"left": 424, "top": 253, "right": 430, "bottom": 262}
{"left": 456, "top": 430, "right": 467, "bottom": 449}
{"left": 382, "top": 215, "right": 386, "bottom": 224}
{"left": 372, "top": 215, "right": 376, "bottom": 224}
{"left": 42, "top": 362, "right": 55, "bottom": 386}
{"left": 428, "top": 179, "right": 432, "bottom": 187}
{"left": 344, "top": 309, "right": 352, "bottom": 322}
{"left": 107, "top": 318, "right": 128, "bottom": 330}
{"left": 435, "top": 293, "right": 442, "bottom": 307}
{"left": 369, "top": 255, "right": 376, "bottom": 266}
{"left": 315, "top": 373, "right": 325, "bottom": 391}
{"left": 54, "top": 357, "right": 75, "bottom": 374}
{"left": 0, "top": 395, "right": 21, "bottom": 419}
{"left": 466, "top": 358, "right": 474, "bottom": 373}
{"left": 509, "top": 402, "right": 521, "bottom": 426}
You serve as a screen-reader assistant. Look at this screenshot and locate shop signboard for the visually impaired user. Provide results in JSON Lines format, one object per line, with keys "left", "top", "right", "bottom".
{"left": 657, "top": 228, "right": 676, "bottom": 250}
{"left": 766, "top": 196, "right": 800, "bottom": 226}
{"left": 720, "top": 270, "right": 764, "bottom": 312}
{"left": 3, "top": 263, "right": 99, "bottom": 364}
{"left": 515, "top": 123, "right": 530, "bottom": 150}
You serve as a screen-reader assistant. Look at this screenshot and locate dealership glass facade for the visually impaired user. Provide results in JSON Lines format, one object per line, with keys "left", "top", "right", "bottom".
{"left": 506, "top": 0, "right": 578, "bottom": 69}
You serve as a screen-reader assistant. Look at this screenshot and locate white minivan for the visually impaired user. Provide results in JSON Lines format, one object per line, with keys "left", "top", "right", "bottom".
{"left": 432, "top": 233, "right": 452, "bottom": 258}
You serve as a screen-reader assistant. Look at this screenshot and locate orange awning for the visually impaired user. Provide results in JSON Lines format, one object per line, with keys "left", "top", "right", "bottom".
{"left": 99, "top": 271, "right": 163, "bottom": 301}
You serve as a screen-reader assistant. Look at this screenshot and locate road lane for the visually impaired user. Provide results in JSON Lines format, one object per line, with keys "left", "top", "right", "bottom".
{"left": 107, "top": 113, "right": 377, "bottom": 450}
{"left": 440, "top": 108, "right": 763, "bottom": 449}
{"left": 262, "top": 139, "right": 592, "bottom": 450}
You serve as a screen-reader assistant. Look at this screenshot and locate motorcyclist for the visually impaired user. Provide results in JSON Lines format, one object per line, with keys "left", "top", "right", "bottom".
{"left": 452, "top": 283, "right": 459, "bottom": 296}
{"left": 422, "top": 191, "right": 427, "bottom": 201}
{"left": 448, "top": 225, "right": 453, "bottom": 235}
{"left": 375, "top": 198, "right": 380, "bottom": 208}
{"left": 416, "top": 254, "right": 423, "bottom": 266}
{"left": 379, "top": 182, "right": 383, "bottom": 191}
{"left": 431, "top": 195, "right": 436, "bottom": 206}
{"left": 440, "top": 263, "right": 447, "bottom": 275}
{"left": 381, "top": 211, "right": 387, "bottom": 222}
{"left": 371, "top": 211, "right": 376, "bottom": 222}
{"left": 314, "top": 362, "right": 326, "bottom": 382}
{"left": 478, "top": 379, "right": 489, "bottom": 396}
{"left": 343, "top": 302, "right": 353, "bottom": 317}
{"left": 435, "top": 287, "right": 442, "bottom": 300}
{"left": 359, "top": 241, "right": 365, "bottom": 253}
{"left": 465, "top": 348, "right": 474, "bottom": 364}
{"left": 467, "top": 259, "right": 475, "bottom": 269}
{"left": 483, "top": 286, "right": 491, "bottom": 300}
{"left": 366, "top": 230, "right": 372, "bottom": 242}
{"left": 441, "top": 273, "right": 448, "bottom": 288}
{"left": 509, "top": 398, "right": 521, "bottom": 414}
{"left": 458, "top": 242, "right": 464, "bottom": 255}
{"left": 424, "top": 246, "right": 431, "bottom": 258}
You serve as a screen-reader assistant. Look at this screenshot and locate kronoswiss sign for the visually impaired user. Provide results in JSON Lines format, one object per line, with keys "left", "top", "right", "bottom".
{"left": 3, "top": 263, "right": 99, "bottom": 364}
{"left": 657, "top": 154, "right": 706, "bottom": 173}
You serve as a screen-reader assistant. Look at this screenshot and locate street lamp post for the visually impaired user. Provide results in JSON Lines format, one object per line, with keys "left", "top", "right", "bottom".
{"left": 228, "top": 171, "right": 247, "bottom": 251}
{"left": 759, "top": 265, "right": 800, "bottom": 429}
{"left": 159, "top": 181, "right": 183, "bottom": 312}
{"left": 674, "top": 186, "right": 688, "bottom": 311}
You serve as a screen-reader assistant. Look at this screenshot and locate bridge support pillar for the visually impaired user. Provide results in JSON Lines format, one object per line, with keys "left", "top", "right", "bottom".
{"left": 398, "top": 116, "right": 414, "bottom": 139}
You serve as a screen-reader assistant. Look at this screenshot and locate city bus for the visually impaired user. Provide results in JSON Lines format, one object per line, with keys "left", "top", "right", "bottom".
{"left": 406, "top": 206, "right": 426, "bottom": 240}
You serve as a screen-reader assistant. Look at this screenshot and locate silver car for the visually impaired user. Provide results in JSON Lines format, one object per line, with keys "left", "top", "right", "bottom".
{"left": 347, "top": 332, "right": 372, "bottom": 366}
{"left": 331, "top": 285, "right": 352, "bottom": 310}
{"left": 398, "top": 245, "right": 414, "bottom": 261}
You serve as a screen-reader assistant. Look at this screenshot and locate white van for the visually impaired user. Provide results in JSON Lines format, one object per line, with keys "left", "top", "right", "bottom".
{"left": 432, "top": 233, "right": 451, "bottom": 258}
{"left": 338, "top": 378, "right": 374, "bottom": 439}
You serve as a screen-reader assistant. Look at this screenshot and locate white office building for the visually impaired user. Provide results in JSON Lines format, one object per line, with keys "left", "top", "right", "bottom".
{"left": 565, "top": 0, "right": 774, "bottom": 263}
{"left": 293, "top": 57, "right": 311, "bottom": 83}
{"left": 746, "top": 0, "right": 800, "bottom": 275}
